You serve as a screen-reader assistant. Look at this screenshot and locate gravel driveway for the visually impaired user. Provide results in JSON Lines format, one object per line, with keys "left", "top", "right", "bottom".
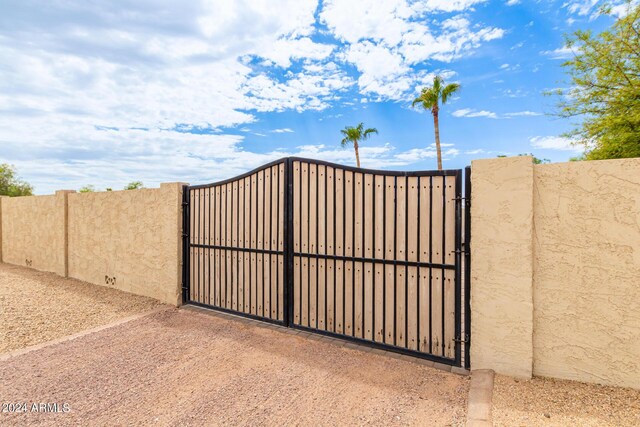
{"left": 0, "top": 263, "right": 162, "bottom": 354}
{"left": 492, "top": 374, "right": 640, "bottom": 426}
{"left": 0, "top": 307, "right": 469, "bottom": 426}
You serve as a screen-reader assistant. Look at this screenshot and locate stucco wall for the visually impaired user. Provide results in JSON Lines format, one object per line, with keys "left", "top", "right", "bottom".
{"left": 470, "top": 156, "right": 534, "bottom": 378}
{"left": 533, "top": 159, "right": 640, "bottom": 389}
{"left": 67, "top": 183, "right": 184, "bottom": 305}
{"left": 471, "top": 156, "right": 640, "bottom": 390}
{"left": 0, "top": 191, "right": 71, "bottom": 275}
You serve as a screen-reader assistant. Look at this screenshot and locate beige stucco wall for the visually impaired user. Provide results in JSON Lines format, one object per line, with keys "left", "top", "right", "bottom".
{"left": 0, "top": 191, "right": 71, "bottom": 275}
{"left": 472, "top": 156, "right": 640, "bottom": 390}
{"left": 470, "top": 156, "right": 534, "bottom": 378}
{"left": 67, "top": 183, "right": 184, "bottom": 305}
{"left": 533, "top": 159, "right": 640, "bottom": 389}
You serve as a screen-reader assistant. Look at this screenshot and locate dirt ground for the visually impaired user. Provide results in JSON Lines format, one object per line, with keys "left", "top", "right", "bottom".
{"left": 0, "top": 263, "right": 161, "bottom": 353}
{"left": 0, "top": 306, "right": 469, "bottom": 426}
{"left": 492, "top": 374, "right": 640, "bottom": 426}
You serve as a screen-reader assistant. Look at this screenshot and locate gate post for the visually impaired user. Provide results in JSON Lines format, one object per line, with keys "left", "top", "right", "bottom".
{"left": 464, "top": 166, "right": 472, "bottom": 370}
{"left": 284, "top": 158, "right": 295, "bottom": 327}
{"left": 181, "top": 184, "right": 190, "bottom": 305}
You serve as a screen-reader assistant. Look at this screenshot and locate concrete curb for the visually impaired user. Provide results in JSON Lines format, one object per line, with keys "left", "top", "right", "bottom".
{"left": 0, "top": 306, "right": 171, "bottom": 362}
{"left": 466, "top": 369, "right": 495, "bottom": 427}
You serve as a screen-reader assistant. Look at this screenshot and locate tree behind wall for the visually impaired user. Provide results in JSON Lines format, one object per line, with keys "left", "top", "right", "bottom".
{"left": 124, "top": 181, "right": 144, "bottom": 190}
{"left": 553, "top": 2, "right": 640, "bottom": 160}
{"left": 0, "top": 163, "right": 33, "bottom": 196}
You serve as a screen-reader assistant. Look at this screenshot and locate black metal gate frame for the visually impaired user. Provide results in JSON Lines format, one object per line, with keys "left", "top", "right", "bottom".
{"left": 182, "top": 157, "right": 471, "bottom": 368}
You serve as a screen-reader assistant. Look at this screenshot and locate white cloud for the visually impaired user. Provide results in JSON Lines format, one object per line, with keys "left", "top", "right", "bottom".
{"left": 530, "top": 136, "right": 581, "bottom": 151}
{"left": 504, "top": 111, "right": 542, "bottom": 117}
{"left": 421, "top": 0, "right": 488, "bottom": 12}
{"left": 321, "top": 0, "right": 504, "bottom": 99}
{"left": 541, "top": 46, "right": 576, "bottom": 59}
{"left": 506, "top": 0, "right": 521, "bottom": 5}
{"left": 452, "top": 108, "right": 498, "bottom": 119}
{"left": 563, "top": 0, "right": 599, "bottom": 16}
{"left": 270, "top": 128, "right": 294, "bottom": 133}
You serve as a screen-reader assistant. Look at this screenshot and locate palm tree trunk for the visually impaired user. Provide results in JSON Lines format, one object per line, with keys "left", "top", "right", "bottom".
{"left": 433, "top": 111, "right": 443, "bottom": 170}
{"left": 354, "top": 139, "right": 361, "bottom": 168}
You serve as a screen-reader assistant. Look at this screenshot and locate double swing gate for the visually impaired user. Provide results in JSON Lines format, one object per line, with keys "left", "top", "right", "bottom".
{"left": 183, "top": 157, "right": 471, "bottom": 368}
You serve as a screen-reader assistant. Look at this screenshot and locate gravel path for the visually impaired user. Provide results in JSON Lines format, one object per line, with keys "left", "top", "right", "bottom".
{"left": 492, "top": 374, "right": 640, "bottom": 426}
{"left": 0, "top": 263, "right": 162, "bottom": 354}
{"left": 0, "top": 307, "right": 468, "bottom": 426}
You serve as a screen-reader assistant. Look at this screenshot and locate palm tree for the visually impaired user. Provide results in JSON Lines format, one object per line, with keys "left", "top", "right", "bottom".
{"left": 412, "top": 76, "right": 461, "bottom": 170}
{"left": 340, "top": 123, "right": 378, "bottom": 168}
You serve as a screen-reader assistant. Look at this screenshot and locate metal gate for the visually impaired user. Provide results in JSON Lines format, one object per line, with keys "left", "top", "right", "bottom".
{"left": 182, "top": 157, "right": 470, "bottom": 367}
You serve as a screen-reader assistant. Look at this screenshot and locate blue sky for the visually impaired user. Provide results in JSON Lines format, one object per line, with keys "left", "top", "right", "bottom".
{"left": 0, "top": 0, "right": 634, "bottom": 194}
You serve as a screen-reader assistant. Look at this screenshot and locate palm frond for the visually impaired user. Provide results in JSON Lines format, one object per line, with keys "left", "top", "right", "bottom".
{"left": 441, "top": 83, "right": 461, "bottom": 104}
{"left": 363, "top": 128, "right": 378, "bottom": 139}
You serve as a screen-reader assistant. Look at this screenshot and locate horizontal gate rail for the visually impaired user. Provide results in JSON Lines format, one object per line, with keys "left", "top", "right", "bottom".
{"left": 182, "top": 156, "right": 468, "bottom": 367}
{"left": 293, "top": 252, "right": 456, "bottom": 270}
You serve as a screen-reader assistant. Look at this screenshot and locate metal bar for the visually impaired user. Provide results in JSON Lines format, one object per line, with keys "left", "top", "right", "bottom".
{"left": 307, "top": 162, "right": 311, "bottom": 327}
{"left": 248, "top": 175, "right": 252, "bottom": 313}
{"left": 269, "top": 166, "right": 273, "bottom": 318}
{"left": 351, "top": 171, "right": 355, "bottom": 337}
{"left": 324, "top": 165, "right": 327, "bottom": 330}
{"left": 404, "top": 176, "right": 409, "bottom": 349}
{"left": 393, "top": 176, "right": 398, "bottom": 347}
{"left": 214, "top": 186, "right": 218, "bottom": 306}
{"left": 464, "top": 165, "right": 472, "bottom": 370}
{"left": 299, "top": 161, "right": 303, "bottom": 325}
{"left": 225, "top": 184, "right": 229, "bottom": 308}
{"left": 361, "top": 171, "right": 365, "bottom": 339}
{"left": 342, "top": 168, "right": 346, "bottom": 334}
{"left": 316, "top": 163, "right": 319, "bottom": 329}
{"left": 429, "top": 176, "right": 433, "bottom": 353}
{"left": 262, "top": 168, "right": 266, "bottom": 317}
{"left": 243, "top": 177, "right": 247, "bottom": 311}
{"left": 382, "top": 174, "right": 386, "bottom": 343}
{"left": 285, "top": 159, "right": 294, "bottom": 327}
{"left": 236, "top": 180, "right": 241, "bottom": 312}
{"left": 198, "top": 188, "right": 201, "bottom": 303}
{"left": 208, "top": 186, "right": 212, "bottom": 305}
{"left": 234, "top": 183, "right": 238, "bottom": 309}
{"left": 182, "top": 185, "right": 190, "bottom": 304}
{"left": 276, "top": 164, "right": 281, "bottom": 321}
{"left": 454, "top": 169, "right": 463, "bottom": 367}
{"left": 441, "top": 176, "right": 446, "bottom": 356}
{"left": 372, "top": 174, "right": 376, "bottom": 342}
{"left": 417, "top": 176, "right": 421, "bottom": 351}
{"left": 333, "top": 166, "right": 336, "bottom": 333}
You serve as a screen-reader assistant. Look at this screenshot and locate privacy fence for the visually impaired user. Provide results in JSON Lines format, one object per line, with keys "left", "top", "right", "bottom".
{"left": 1, "top": 156, "right": 638, "bottom": 389}
{"left": 182, "top": 158, "right": 470, "bottom": 367}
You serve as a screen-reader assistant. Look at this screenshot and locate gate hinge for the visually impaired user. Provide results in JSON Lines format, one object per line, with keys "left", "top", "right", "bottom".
{"left": 454, "top": 334, "right": 470, "bottom": 344}
{"left": 182, "top": 233, "right": 189, "bottom": 238}
{"left": 182, "top": 202, "right": 189, "bottom": 207}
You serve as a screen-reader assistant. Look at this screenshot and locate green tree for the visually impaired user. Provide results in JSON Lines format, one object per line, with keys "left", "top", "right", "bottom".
{"left": 78, "top": 185, "right": 95, "bottom": 193}
{"left": 553, "top": 2, "right": 640, "bottom": 159}
{"left": 340, "top": 123, "right": 378, "bottom": 168}
{"left": 0, "top": 163, "right": 33, "bottom": 196}
{"left": 124, "top": 181, "right": 144, "bottom": 190}
{"left": 412, "top": 75, "right": 461, "bottom": 170}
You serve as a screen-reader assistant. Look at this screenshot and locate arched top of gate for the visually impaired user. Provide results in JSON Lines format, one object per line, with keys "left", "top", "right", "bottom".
{"left": 188, "top": 156, "right": 461, "bottom": 189}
